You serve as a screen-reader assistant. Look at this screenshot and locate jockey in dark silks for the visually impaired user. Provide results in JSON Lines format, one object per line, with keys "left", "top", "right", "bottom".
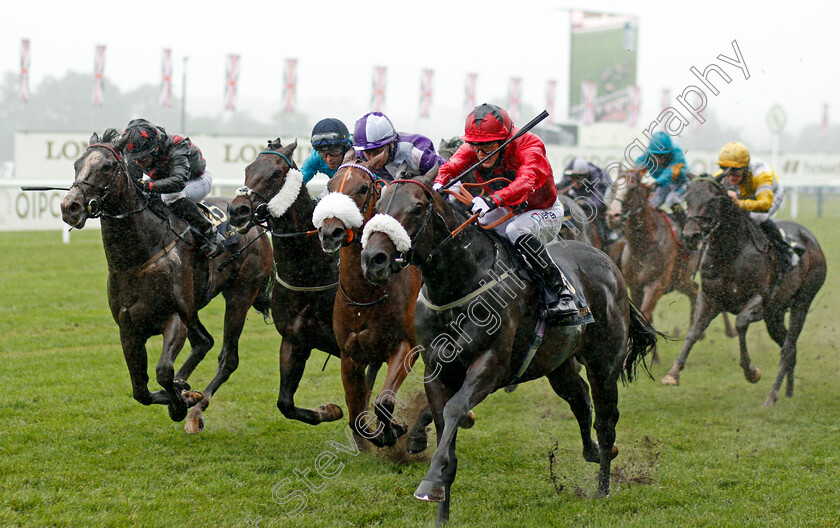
{"left": 715, "top": 141, "right": 804, "bottom": 270}
{"left": 558, "top": 157, "right": 611, "bottom": 247}
{"left": 122, "top": 118, "right": 225, "bottom": 258}
{"left": 433, "top": 103, "right": 578, "bottom": 320}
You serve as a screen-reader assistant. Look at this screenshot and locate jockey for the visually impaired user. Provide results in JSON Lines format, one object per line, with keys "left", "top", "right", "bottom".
{"left": 432, "top": 103, "right": 577, "bottom": 319}
{"left": 716, "top": 141, "right": 803, "bottom": 268}
{"left": 300, "top": 118, "right": 353, "bottom": 183}
{"left": 636, "top": 131, "right": 690, "bottom": 224}
{"left": 558, "top": 157, "right": 611, "bottom": 245}
{"left": 122, "top": 118, "right": 225, "bottom": 258}
{"left": 353, "top": 112, "right": 445, "bottom": 182}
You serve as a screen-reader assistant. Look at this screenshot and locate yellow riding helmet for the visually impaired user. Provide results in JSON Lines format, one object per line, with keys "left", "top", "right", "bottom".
{"left": 718, "top": 142, "right": 750, "bottom": 168}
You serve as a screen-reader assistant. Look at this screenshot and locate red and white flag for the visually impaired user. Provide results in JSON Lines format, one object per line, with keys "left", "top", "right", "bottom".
{"left": 822, "top": 103, "right": 829, "bottom": 138}
{"left": 628, "top": 85, "right": 640, "bottom": 127}
{"left": 224, "top": 54, "right": 240, "bottom": 112}
{"left": 419, "top": 69, "right": 433, "bottom": 119}
{"left": 371, "top": 66, "right": 387, "bottom": 112}
{"left": 19, "top": 39, "right": 30, "bottom": 103}
{"left": 581, "top": 82, "right": 597, "bottom": 125}
{"left": 661, "top": 88, "right": 670, "bottom": 111}
{"left": 160, "top": 49, "right": 172, "bottom": 108}
{"left": 283, "top": 58, "right": 297, "bottom": 114}
{"left": 93, "top": 45, "right": 105, "bottom": 107}
{"left": 545, "top": 80, "right": 557, "bottom": 123}
{"left": 507, "top": 77, "right": 521, "bottom": 123}
{"left": 464, "top": 73, "right": 477, "bottom": 115}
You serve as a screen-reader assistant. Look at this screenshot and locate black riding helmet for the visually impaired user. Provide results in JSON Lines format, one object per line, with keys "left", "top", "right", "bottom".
{"left": 121, "top": 118, "right": 161, "bottom": 160}
{"left": 311, "top": 118, "right": 351, "bottom": 152}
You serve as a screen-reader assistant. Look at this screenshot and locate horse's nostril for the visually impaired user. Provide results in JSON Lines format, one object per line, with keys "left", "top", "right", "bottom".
{"left": 372, "top": 253, "right": 387, "bottom": 267}
{"left": 331, "top": 227, "right": 345, "bottom": 241}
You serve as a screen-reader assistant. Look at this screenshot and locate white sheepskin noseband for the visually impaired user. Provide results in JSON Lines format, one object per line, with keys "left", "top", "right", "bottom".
{"left": 312, "top": 192, "right": 364, "bottom": 230}
{"left": 362, "top": 214, "right": 412, "bottom": 253}
{"left": 266, "top": 168, "right": 304, "bottom": 218}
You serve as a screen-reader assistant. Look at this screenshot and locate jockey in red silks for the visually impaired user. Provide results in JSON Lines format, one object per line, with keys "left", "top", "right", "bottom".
{"left": 432, "top": 103, "right": 577, "bottom": 319}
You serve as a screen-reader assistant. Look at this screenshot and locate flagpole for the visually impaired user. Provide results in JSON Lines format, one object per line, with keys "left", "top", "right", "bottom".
{"left": 181, "top": 57, "right": 188, "bottom": 133}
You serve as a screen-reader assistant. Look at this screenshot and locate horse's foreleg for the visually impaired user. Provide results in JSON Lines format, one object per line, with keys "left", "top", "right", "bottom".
{"left": 175, "top": 317, "right": 214, "bottom": 383}
{"left": 415, "top": 352, "right": 500, "bottom": 512}
{"left": 547, "top": 359, "right": 598, "bottom": 463}
{"left": 276, "top": 341, "right": 342, "bottom": 425}
{"left": 185, "top": 297, "right": 251, "bottom": 434}
{"left": 371, "top": 340, "right": 415, "bottom": 447}
{"left": 158, "top": 315, "right": 194, "bottom": 422}
{"left": 662, "top": 291, "right": 721, "bottom": 386}
{"left": 735, "top": 294, "right": 764, "bottom": 385}
{"left": 640, "top": 282, "right": 666, "bottom": 363}
{"left": 585, "top": 366, "right": 620, "bottom": 497}
{"left": 341, "top": 353, "right": 379, "bottom": 445}
{"left": 120, "top": 327, "right": 169, "bottom": 406}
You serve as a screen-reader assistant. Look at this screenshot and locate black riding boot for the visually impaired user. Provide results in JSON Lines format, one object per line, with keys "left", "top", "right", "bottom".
{"left": 170, "top": 198, "right": 226, "bottom": 258}
{"left": 514, "top": 234, "right": 577, "bottom": 319}
{"left": 759, "top": 220, "right": 796, "bottom": 272}
{"left": 671, "top": 203, "right": 687, "bottom": 230}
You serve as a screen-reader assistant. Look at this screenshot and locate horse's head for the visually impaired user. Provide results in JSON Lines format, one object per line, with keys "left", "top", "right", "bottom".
{"left": 229, "top": 139, "right": 298, "bottom": 232}
{"left": 682, "top": 177, "right": 729, "bottom": 249}
{"left": 60, "top": 129, "right": 126, "bottom": 229}
{"left": 312, "top": 160, "right": 383, "bottom": 253}
{"left": 360, "top": 166, "right": 441, "bottom": 285}
{"left": 606, "top": 168, "right": 649, "bottom": 229}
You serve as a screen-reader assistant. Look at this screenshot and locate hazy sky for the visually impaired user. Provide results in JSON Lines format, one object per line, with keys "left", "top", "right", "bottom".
{"left": 2, "top": 0, "right": 837, "bottom": 150}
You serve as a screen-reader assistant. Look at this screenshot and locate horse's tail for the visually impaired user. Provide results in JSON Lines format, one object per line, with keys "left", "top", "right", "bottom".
{"left": 251, "top": 264, "right": 275, "bottom": 323}
{"left": 620, "top": 300, "right": 660, "bottom": 384}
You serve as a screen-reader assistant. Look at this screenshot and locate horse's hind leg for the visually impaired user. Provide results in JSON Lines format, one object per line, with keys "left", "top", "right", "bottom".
{"left": 547, "top": 359, "right": 599, "bottom": 463}
{"left": 663, "top": 291, "right": 721, "bottom": 386}
{"left": 277, "top": 341, "right": 343, "bottom": 424}
{"left": 584, "top": 363, "right": 620, "bottom": 497}
{"left": 765, "top": 296, "right": 811, "bottom": 407}
{"left": 175, "top": 317, "right": 214, "bottom": 384}
{"left": 120, "top": 328, "right": 171, "bottom": 406}
{"left": 407, "top": 405, "right": 434, "bottom": 454}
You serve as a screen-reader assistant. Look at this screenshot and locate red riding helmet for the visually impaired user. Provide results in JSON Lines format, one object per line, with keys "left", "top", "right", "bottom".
{"left": 462, "top": 104, "right": 513, "bottom": 143}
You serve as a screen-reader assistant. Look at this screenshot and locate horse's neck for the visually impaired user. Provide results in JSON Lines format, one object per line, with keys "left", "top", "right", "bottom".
{"left": 707, "top": 209, "right": 764, "bottom": 265}
{"left": 99, "top": 186, "right": 171, "bottom": 271}
{"left": 625, "top": 201, "right": 660, "bottom": 250}
{"left": 420, "top": 221, "right": 494, "bottom": 307}
{"left": 272, "top": 190, "right": 335, "bottom": 279}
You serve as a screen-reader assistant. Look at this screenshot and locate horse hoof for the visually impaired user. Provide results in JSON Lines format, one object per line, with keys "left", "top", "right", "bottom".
{"left": 182, "top": 390, "right": 204, "bottom": 407}
{"left": 174, "top": 379, "right": 192, "bottom": 392}
{"left": 317, "top": 403, "right": 343, "bottom": 422}
{"left": 462, "top": 411, "right": 476, "bottom": 429}
{"left": 168, "top": 403, "right": 188, "bottom": 422}
{"left": 763, "top": 390, "right": 779, "bottom": 408}
{"left": 610, "top": 445, "right": 619, "bottom": 460}
{"left": 406, "top": 434, "right": 428, "bottom": 454}
{"left": 414, "top": 480, "right": 446, "bottom": 502}
{"left": 184, "top": 416, "right": 205, "bottom": 434}
{"left": 661, "top": 373, "right": 680, "bottom": 386}
{"left": 746, "top": 366, "right": 761, "bottom": 384}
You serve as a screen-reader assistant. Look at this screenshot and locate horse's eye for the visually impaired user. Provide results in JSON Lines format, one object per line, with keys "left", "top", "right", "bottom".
{"left": 271, "top": 170, "right": 284, "bottom": 180}
{"left": 413, "top": 203, "right": 424, "bottom": 214}
{"left": 358, "top": 185, "right": 369, "bottom": 196}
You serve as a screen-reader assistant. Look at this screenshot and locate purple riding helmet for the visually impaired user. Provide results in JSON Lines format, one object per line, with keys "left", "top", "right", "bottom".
{"left": 353, "top": 112, "right": 398, "bottom": 152}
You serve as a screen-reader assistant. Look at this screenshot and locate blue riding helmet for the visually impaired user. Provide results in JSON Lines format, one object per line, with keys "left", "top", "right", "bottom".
{"left": 311, "top": 118, "right": 351, "bottom": 150}
{"left": 648, "top": 131, "right": 673, "bottom": 155}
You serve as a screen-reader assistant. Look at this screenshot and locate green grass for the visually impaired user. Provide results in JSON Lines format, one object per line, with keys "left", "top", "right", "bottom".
{"left": 0, "top": 201, "right": 838, "bottom": 528}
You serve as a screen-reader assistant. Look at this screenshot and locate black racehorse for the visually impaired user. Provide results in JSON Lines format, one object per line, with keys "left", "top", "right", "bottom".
{"left": 662, "top": 177, "right": 826, "bottom": 406}
{"left": 60, "top": 129, "right": 274, "bottom": 433}
{"left": 359, "top": 168, "right": 658, "bottom": 526}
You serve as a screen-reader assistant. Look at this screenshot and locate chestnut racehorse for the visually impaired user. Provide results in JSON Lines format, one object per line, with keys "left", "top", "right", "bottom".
{"left": 60, "top": 129, "right": 273, "bottom": 433}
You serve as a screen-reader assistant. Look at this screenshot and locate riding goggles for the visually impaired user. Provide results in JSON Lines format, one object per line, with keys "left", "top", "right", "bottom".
{"left": 316, "top": 145, "right": 346, "bottom": 157}
{"left": 312, "top": 132, "right": 347, "bottom": 148}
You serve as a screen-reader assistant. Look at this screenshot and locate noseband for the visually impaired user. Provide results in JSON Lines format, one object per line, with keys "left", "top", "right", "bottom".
{"left": 72, "top": 143, "right": 147, "bottom": 219}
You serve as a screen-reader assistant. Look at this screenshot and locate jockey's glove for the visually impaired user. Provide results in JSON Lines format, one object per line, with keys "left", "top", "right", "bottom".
{"left": 432, "top": 182, "right": 443, "bottom": 192}
{"left": 470, "top": 195, "right": 498, "bottom": 218}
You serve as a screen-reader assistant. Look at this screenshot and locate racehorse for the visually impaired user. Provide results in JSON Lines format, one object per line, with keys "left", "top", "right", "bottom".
{"left": 556, "top": 185, "right": 624, "bottom": 267}
{"left": 59, "top": 129, "right": 273, "bottom": 433}
{"left": 359, "top": 168, "right": 658, "bottom": 526}
{"left": 661, "top": 177, "right": 826, "bottom": 406}
{"left": 606, "top": 169, "right": 736, "bottom": 356}
{"left": 312, "top": 158, "right": 433, "bottom": 449}
{"left": 228, "top": 139, "right": 346, "bottom": 425}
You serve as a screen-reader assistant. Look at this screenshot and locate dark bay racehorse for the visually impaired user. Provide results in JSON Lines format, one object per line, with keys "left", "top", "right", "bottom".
{"left": 60, "top": 129, "right": 273, "bottom": 433}
{"left": 607, "top": 170, "right": 736, "bottom": 357}
{"left": 360, "top": 168, "right": 658, "bottom": 526}
{"left": 313, "top": 160, "right": 433, "bottom": 449}
{"left": 661, "top": 177, "right": 826, "bottom": 406}
{"left": 228, "top": 139, "right": 345, "bottom": 425}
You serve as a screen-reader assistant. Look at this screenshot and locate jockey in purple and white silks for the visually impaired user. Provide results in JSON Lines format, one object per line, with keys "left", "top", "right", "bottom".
{"left": 352, "top": 112, "right": 444, "bottom": 182}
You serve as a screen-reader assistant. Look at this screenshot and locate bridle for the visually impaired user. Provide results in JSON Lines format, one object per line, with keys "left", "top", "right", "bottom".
{"left": 333, "top": 162, "right": 387, "bottom": 246}
{"left": 72, "top": 143, "right": 149, "bottom": 219}
{"left": 235, "top": 149, "right": 299, "bottom": 228}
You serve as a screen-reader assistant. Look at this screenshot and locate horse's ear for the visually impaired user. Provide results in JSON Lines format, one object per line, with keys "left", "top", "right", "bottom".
{"left": 417, "top": 163, "right": 439, "bottom": 187}
{"left": 90, "top": 132, "right": 100, "bottom": 144}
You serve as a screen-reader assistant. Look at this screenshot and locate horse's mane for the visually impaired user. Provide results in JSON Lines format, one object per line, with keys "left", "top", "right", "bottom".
{"left": 102, "top": 128, "right": 122, "bottom": 145}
